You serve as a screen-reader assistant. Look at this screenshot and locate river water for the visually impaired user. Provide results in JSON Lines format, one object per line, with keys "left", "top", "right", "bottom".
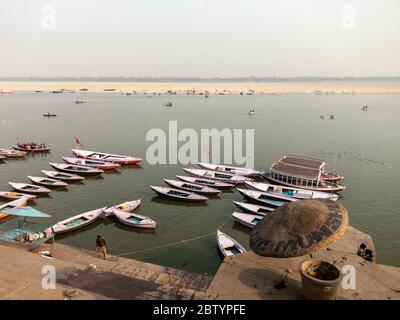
{"left": 1, "top": 92, "right": 399, "bottom": 275}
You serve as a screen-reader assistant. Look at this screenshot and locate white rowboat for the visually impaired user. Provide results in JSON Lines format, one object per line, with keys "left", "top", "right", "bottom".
{"left": 232, "top": 211, "right": 264, "bottom": 229}
{"left": 28, "top": 176, "right": 68, "bottom": 188}
{"left": 151, "top": 186, "right": 208, "bottom": 201}
{"left": 198, "top": 162, "right": 262, "bottom": 177}
{"left": 51, "top": 207, "right": 106, "bottom": 234}
{"left": 233, "top": 201, "right": 274, "bottom": 216}
{"left": 183, "top": 168, "right": 251, "bottom": 184}
{"left": 217, "top": 230, "right": 246, "bottom": 257}
{"left": 8, "top": 182, "right": 51, "bottom": 195}
{"left": 42, "top": 170, "right": 85, "bottom": 181}
{"left": 176, "top": 175, "right": 233, "bottom": 188}
{"left": 113, "top": 209, "right": 156, "bottom": 229}
{"left": 244, "top": 181, "right": 339, "bottom": 201}
{"left": 72, "top": 149, "right": 142, "bottom": 165}
{"left": 164, "top": 179, "right": 221, "bottom": 195}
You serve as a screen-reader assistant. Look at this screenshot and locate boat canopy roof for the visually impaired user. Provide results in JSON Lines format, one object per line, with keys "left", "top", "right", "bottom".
{"left": 1, "top": 206, "right": 51, "bottom": 218}
{"left": 270, "top": 162, "right": 321, "bottom": 180}
{"left": 279, "top": 155, "right": 326, "bottom": 170}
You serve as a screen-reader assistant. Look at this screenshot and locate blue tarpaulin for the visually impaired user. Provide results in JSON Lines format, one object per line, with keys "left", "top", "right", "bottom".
{"left": 1, "top": 206, "right": 51, "bottom": 218}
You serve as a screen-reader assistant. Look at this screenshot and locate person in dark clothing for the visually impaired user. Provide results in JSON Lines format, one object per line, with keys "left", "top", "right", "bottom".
{"left": 96, "top": 235, "right": 107, "bottom": 259}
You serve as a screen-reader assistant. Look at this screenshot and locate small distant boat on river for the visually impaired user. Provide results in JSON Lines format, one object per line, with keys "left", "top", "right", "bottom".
{"left": 43, "top": 113, "right": 57, "bottom": 117}
{"left": 42, "top": 170, "right": 85, "bottom": 182}
{"left": 8, "top": 182, "right": 51, "bottom": 195}
{"left": 233, "top": 201, "right": 274, "bottom": 216}
{"left": 176, "top": 175, "right": 233, "bottom": 189}
{"left": 164, "top": 179, "right": 221, "bottom": 195}
{"left": 198, "top": 162, "right": 262, "bottom": 177}
{"left": 217, "top": 230, "right": 246, "bottom": 257}
{"left": 63, "top": 156, "right": 121, "bottom": 170}
{"left": 72, "top": 149, "right": 142, "bottom": 165}
{"left": 49, "top": 163, "right": 104, "bottom": 175}
{"left": 51, "top": 207, "right": 106, "bottom": 234}
{"left": 75, "top": 99, "right": 86, "bottom": 104}
{"left": 12, "top": 142, "right": 50, "bottom": 153}
{"left": 183, "top": 168, "right": 251, "bottom": 184}
{"left": 232, "top": 211, "right": 263, "bottom": 229}
{"left": 151, "top": 186, "right": 208, "bottom": 201}
{"left": 27, "top": 176, "right": 68, "bottom": 188}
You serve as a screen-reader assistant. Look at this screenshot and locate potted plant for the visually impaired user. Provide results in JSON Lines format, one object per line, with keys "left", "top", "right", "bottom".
{"left": 299, "top": 259, "right": 342, "bottom": 300}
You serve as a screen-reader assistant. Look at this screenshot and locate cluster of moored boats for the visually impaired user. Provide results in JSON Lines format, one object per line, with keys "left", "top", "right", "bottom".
{"left": 1, "top": 151, "right": 345, "bottom": 259}
{"left": 50, "top": 199, "right": 156, "bottom": 235}
{"left": 154, "top": 156, "right": 345, "bottom": 258}
{"left": 0, "top": 149, "right": 142, "bottom": 223}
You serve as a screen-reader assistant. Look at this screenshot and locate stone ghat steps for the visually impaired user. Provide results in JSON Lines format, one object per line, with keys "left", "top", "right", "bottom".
{"left": 35, "top": 243, "right": 213, "bottom": 300}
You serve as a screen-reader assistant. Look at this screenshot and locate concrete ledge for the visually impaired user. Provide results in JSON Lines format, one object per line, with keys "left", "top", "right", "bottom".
{"left": 206, "top": 226, "right": 400, "bottom": 300}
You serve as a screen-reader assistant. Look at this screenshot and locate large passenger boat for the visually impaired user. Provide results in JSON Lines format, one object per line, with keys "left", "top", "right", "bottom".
{"left": 263, "top": 155, "right": 346, "bottom": 193}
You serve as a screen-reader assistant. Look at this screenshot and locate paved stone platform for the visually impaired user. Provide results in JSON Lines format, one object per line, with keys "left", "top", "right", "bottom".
{"left": 206, "top": 226, "right": 400, "bottom": 300}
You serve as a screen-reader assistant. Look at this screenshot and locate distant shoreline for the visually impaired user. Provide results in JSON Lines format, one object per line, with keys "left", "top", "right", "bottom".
{"left": 1, "top": 80, "right": 400, "bottom": 94}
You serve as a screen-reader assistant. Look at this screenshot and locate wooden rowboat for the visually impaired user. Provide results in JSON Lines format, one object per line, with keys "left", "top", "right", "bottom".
{"left": 0, "top": 197, "right": 28, "bottom": 220}
{"left": 49, "top": 163, "right": 104, "bottom": 175}
{"left": 175, "top": 175, "right": 233, "bottom": 189}
{"left": 8, "top": 182, "right": 51, "bottom": 195}
{"left": 244, "top": 181, "right": 339, "bottom": 201}
{"left": 42, "top": 170, "right": 85, "bottom": 181}
{"left": 217, "top": 230, "right": 246, "bottom": 257}
{"left": 236, "top": 188, "right": 296, "bottom": 207}
{"left": 71, "top": 149, "right": 142, "bottom": 165}
{"left": 0, "top": 148, "right": 27, "bottom": 158}
{"left": 164, "top": 179, "right": 221, "bottom": 195}
{"left": 12, "top": 145, "right": 50, "bottom": 153}
{"left": 51, "top": 207, "right": 106, "bottom": 234}
{"left": 232, "top": 211, "right": 264, "bottom": 229}
{"left": 198, "top": 162, "right": 262, "bottom": 177}
{"left": 151, "top": 186, "right": 208, "bottom": 201}
{"left": 103, "top": 199, "right": 141, "bottom": 217}
{"left": 0, "top": 191, "right": 36, "bottom": 202}
{"left": 27, "top": 176, "right": 68, "bottom": 188}
{"left": 113, "top": 209, "right": 156, "bottom": 229}
{"left": 233, "top": 201, "right": 274, "bottom": 216}
{"left": 62, "top": 157, "right": 120, "bottom": 170}
{"left": 183, "top": 168, "right": 251, "bottom": 184}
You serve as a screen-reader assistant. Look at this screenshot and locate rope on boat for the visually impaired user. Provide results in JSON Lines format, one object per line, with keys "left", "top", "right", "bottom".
{"left": 114, "top": 214, "right": 233, "bottom": 257}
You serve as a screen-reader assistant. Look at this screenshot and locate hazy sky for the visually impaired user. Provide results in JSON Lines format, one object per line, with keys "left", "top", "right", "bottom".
{"left": 1, "top": 0, "right": 399, "bottom": 77}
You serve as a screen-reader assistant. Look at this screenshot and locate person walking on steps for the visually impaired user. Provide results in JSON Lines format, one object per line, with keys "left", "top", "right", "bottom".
{"left": 96, "top": 235, "right": 107, "bottom": 259}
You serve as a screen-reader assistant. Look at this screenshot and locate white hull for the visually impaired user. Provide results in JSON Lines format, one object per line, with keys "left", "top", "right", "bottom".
{"left": 244, "top": 181, "right": 339, "bottom": 201}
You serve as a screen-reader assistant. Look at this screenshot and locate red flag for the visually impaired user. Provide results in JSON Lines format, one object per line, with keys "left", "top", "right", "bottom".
{"left": 75, "top": 137, "right": 83, "bottom": 147}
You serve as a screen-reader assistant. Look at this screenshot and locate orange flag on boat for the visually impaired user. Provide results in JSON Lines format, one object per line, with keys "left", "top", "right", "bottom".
{"left": 75, "top": 137, "right": 83, "bottom": 147}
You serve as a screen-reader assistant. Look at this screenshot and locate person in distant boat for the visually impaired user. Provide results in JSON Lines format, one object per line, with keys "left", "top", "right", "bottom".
{"left": 96, "top": 235, "right": 107, "bottom": 259}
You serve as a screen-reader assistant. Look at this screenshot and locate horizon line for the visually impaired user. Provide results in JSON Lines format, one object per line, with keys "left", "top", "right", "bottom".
{"left": 2, "top": 76, "right": 400, "bottom": 82}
